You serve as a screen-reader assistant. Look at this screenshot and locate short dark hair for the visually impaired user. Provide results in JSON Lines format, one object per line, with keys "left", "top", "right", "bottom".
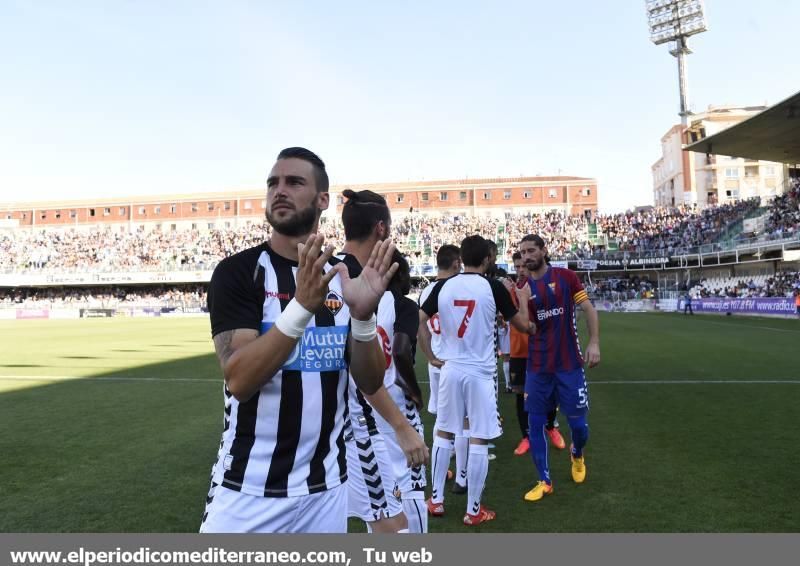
{"left": 341, "top": 189, "right": 391, "bottom": 241}
{"left": 277, "top": 147, "right": 329, "bottom": 193}
{"left": 511, "top": 251, "right": 522, "bottom": 261}
{"left": 436, "top": 244, "right": 460, "bottom": 270}
{"left": 486, "top": 240, "right": 498, "bottom": 253}
{"left": 460, "top": 235, "right": 489, "bottom": 268}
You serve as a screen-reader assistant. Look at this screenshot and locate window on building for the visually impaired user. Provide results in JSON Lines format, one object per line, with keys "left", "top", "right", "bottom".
{"left": 70, "top": 210, "right": 77, "bottom": 219}
{"left": 154, "top": 206, "right": 161, "bottom": 215}
{"left": 103, "top": 207, "right": 110, "bottom": 216}
{"left": 207, "top": 202, "right": 214, "bottom": 212}
{"left": 459, "top": 191, "right": 467, "bottom": 200}
{"left": 244, "top": 200, "right": 252, "bottom": 210}
{"left": 725, "top": 168, "right": 739, "bottom": 178}
{"left": 224, "top": 201, "right": 231, "bottom": 211}
{"left": 208, "top": 223, "right": 214, "bottom": 230}
{"left": 396, "top": 194, "right": 404, "bottom": 203}
{"left": 170, "top": 204, "right": 177, "bottom": 214}
{"left": 440, "top": 192, "right": 448, "bottom": 201}
{"left": 170, "top": 224, "right": 177, "bottom": 231}
{"left": 225, "top": 221, "right": 231, "bottom": 228}
{"left": 503, "top": 191, "right": 511, "bottom": 200}
{"left": 523, "top": 191, "right": 531, "bottom": 199}
{"left": 119, "top": 207, "right": 126, "bottom": 216}
{"left": 55, "top": 211, "right": 61, "bottom": 219}
{"left": 89, "top": 208, "right": 95, "bottom": 217}
{"left": 191, "top": 223, "right": 197, "bottom": 230}
{"left": 139, "top": 206, "right": 146, "bottom": 215}
{"left": 191, "top": 203, "right": 198, "bottom": 212}
{"left": 41, "top": 212, "right": 47, "bottom": 220}
{"left": 582, "top": 187, "right": 592, "bottom": 196}
{"left": 482, "top": 191, "right": 491, "bottom": 200}
{"left": 764, "top": 166, "right": 776, "bottom": 177}
{"left": 421, "top": 192, "right": 429, "bottom": 201}
{"left": 548, "top": 189, "right": 557, "bottom": 198}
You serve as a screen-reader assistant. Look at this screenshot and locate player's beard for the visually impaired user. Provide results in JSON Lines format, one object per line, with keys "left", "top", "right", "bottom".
{"left": 266, "top": 198, "right": 319, "bottom": 237}
{"left": 525, "top": 258, "right": 544, "bottom": 272}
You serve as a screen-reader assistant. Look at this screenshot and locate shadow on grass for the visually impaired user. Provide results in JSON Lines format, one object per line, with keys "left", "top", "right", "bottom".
{"left": 0, "top": 353, "right": 222, "bottom": 532}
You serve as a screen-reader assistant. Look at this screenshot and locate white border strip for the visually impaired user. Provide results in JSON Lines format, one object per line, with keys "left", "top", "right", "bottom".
{"left": 0, "top": 375, "right": 799, "bottom": 385}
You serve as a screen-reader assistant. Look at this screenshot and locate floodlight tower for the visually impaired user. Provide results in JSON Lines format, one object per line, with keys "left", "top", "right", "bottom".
{"left": 646, "top": 0, "right": 708, "bottom": 125}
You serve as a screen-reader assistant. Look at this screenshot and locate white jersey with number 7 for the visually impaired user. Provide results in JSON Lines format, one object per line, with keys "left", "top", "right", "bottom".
{"left": 420, "top": 273, "right": 517, "bottom": 377}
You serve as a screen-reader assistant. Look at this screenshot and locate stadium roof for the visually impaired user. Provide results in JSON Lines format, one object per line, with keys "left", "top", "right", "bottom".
{"left": 685, "top": 89, "right": 800, "bottom": 164}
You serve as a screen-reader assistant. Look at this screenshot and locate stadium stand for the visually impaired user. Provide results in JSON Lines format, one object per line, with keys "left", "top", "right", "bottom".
{"left": 0, "top": 195, "right": 787, "bottom": 274}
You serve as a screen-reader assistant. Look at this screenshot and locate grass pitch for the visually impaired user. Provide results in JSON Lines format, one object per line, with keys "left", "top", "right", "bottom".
{"left": 0, "top": 313, "right": 798, "bottom": 532}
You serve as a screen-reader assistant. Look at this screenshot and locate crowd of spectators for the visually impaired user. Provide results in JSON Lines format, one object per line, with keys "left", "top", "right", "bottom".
{"left": 0, "top": 285, "right": 206, "bottom": 309}
{"left": 1, "top": 191, "right": 797, "bottom": 274}
{"left": 692, "top": 271, "right": 800, "bottom": 299}
{"left": 593, "top": 198, "right": 761, "bottom": 257}
{"left": 584, "top": 275, "right": 657, "bottom": 301}
{"left": 763, "top": 178, "right": 800, "bottom": 241}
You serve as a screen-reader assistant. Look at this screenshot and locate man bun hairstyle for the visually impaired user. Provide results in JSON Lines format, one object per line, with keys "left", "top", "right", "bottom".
{"left": 341, "top": 189, "right": 390, "bottom": 241}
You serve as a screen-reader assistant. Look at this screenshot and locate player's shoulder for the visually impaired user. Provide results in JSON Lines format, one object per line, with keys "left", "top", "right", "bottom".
{"left": 552, "top": 266, "right": 578, "bottom": 280}
{"left": 211, "top": 242, "right": 268, "bottom": 280}
{"left": 333, "top": 252, "right": 362, "bottom": 277}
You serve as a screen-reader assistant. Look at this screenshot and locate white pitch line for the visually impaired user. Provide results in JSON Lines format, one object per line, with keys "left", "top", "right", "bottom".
{"left": 645, "top": 312, "right": 800, "bottom": 334}
{"left": 0, "top": 375, "right": 216, "bottom": 383}
{"left": 589, "top": 379, "right": 800, "bottom": 384}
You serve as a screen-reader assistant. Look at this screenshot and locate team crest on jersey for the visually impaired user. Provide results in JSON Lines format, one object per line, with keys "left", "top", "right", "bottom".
{"left": 325, "top": 291, "right": 344, "bottom": 316}
{"left": 548, "top": 282, "right": 557, "bottom": 292}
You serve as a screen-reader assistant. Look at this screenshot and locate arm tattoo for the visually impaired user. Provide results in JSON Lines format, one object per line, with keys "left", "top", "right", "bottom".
{"left": 213, "top": 330, "right": 236, "bottom": 368}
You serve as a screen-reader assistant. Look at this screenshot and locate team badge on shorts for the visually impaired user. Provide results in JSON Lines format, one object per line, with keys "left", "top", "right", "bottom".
{"left": 325, "top": 291, "right": 344, "bottom": 316}
{"left": 393, "top": 484, "right": 402, "bottom": 501}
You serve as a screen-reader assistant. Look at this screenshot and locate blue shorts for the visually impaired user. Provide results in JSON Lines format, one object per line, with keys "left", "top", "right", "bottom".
{"left": 524, "top": 368, "right": 589, "bottom": 417}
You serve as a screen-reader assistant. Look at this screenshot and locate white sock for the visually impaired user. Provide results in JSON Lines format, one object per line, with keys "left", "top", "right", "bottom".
{"left": 466, "top": 443, "right": 489, "bottom": 516}
{"left": 454, "top": 434, "right": 469, "bottom": 487}
{"left": 503, "top": 360, "right": 510, "bottom": 389}
{"left": 402, "top": 498, "right": 428, "bottom": 533}
{"left": 431, "top": 436, "right": 453, "bottom": 504}
{"left": 397, "top": 528, "right": 410, "bottom": 534}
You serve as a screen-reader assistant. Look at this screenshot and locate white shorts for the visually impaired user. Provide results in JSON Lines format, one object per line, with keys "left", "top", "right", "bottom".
{"left": 200, "top": 482, "right": 347, "bottom": 533}
{"left": 498, "top": 329, "right": 510, "bottom": 355}
{"left": 435, "top": 364, "right": 502, "bottom": 440}
{"left": 345, "top": 432, "right": 405, "bottom": 523}
{"left": 376, "top": 384, "right": 427, "bottom": 499}
{"left": 427, "top": 364, "right": 441, "bottom": 415}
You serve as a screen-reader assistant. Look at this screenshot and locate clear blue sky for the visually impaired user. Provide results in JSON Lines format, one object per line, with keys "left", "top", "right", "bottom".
{"left": 1, "top": 0, "right": 797, "bottom": 212}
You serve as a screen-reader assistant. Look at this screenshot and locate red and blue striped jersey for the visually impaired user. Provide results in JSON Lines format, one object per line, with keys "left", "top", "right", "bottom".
{"left": 526, "top": 267, "right": 590, "bottom": 374}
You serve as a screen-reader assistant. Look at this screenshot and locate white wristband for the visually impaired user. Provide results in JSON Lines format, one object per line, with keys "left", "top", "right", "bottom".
{"left": 350, "top": 314, "right": 377, "bottom": 342}
{"left": 274, "top": 299, "right": 313, "bottom": 339}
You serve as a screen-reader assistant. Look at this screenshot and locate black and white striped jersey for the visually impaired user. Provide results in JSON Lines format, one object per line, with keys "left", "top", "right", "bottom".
{"left": 207, "top": 242, "right": 350, "bottom": 498}
{"left": 335, "top": 253, "right": 382, "bottom": 438}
